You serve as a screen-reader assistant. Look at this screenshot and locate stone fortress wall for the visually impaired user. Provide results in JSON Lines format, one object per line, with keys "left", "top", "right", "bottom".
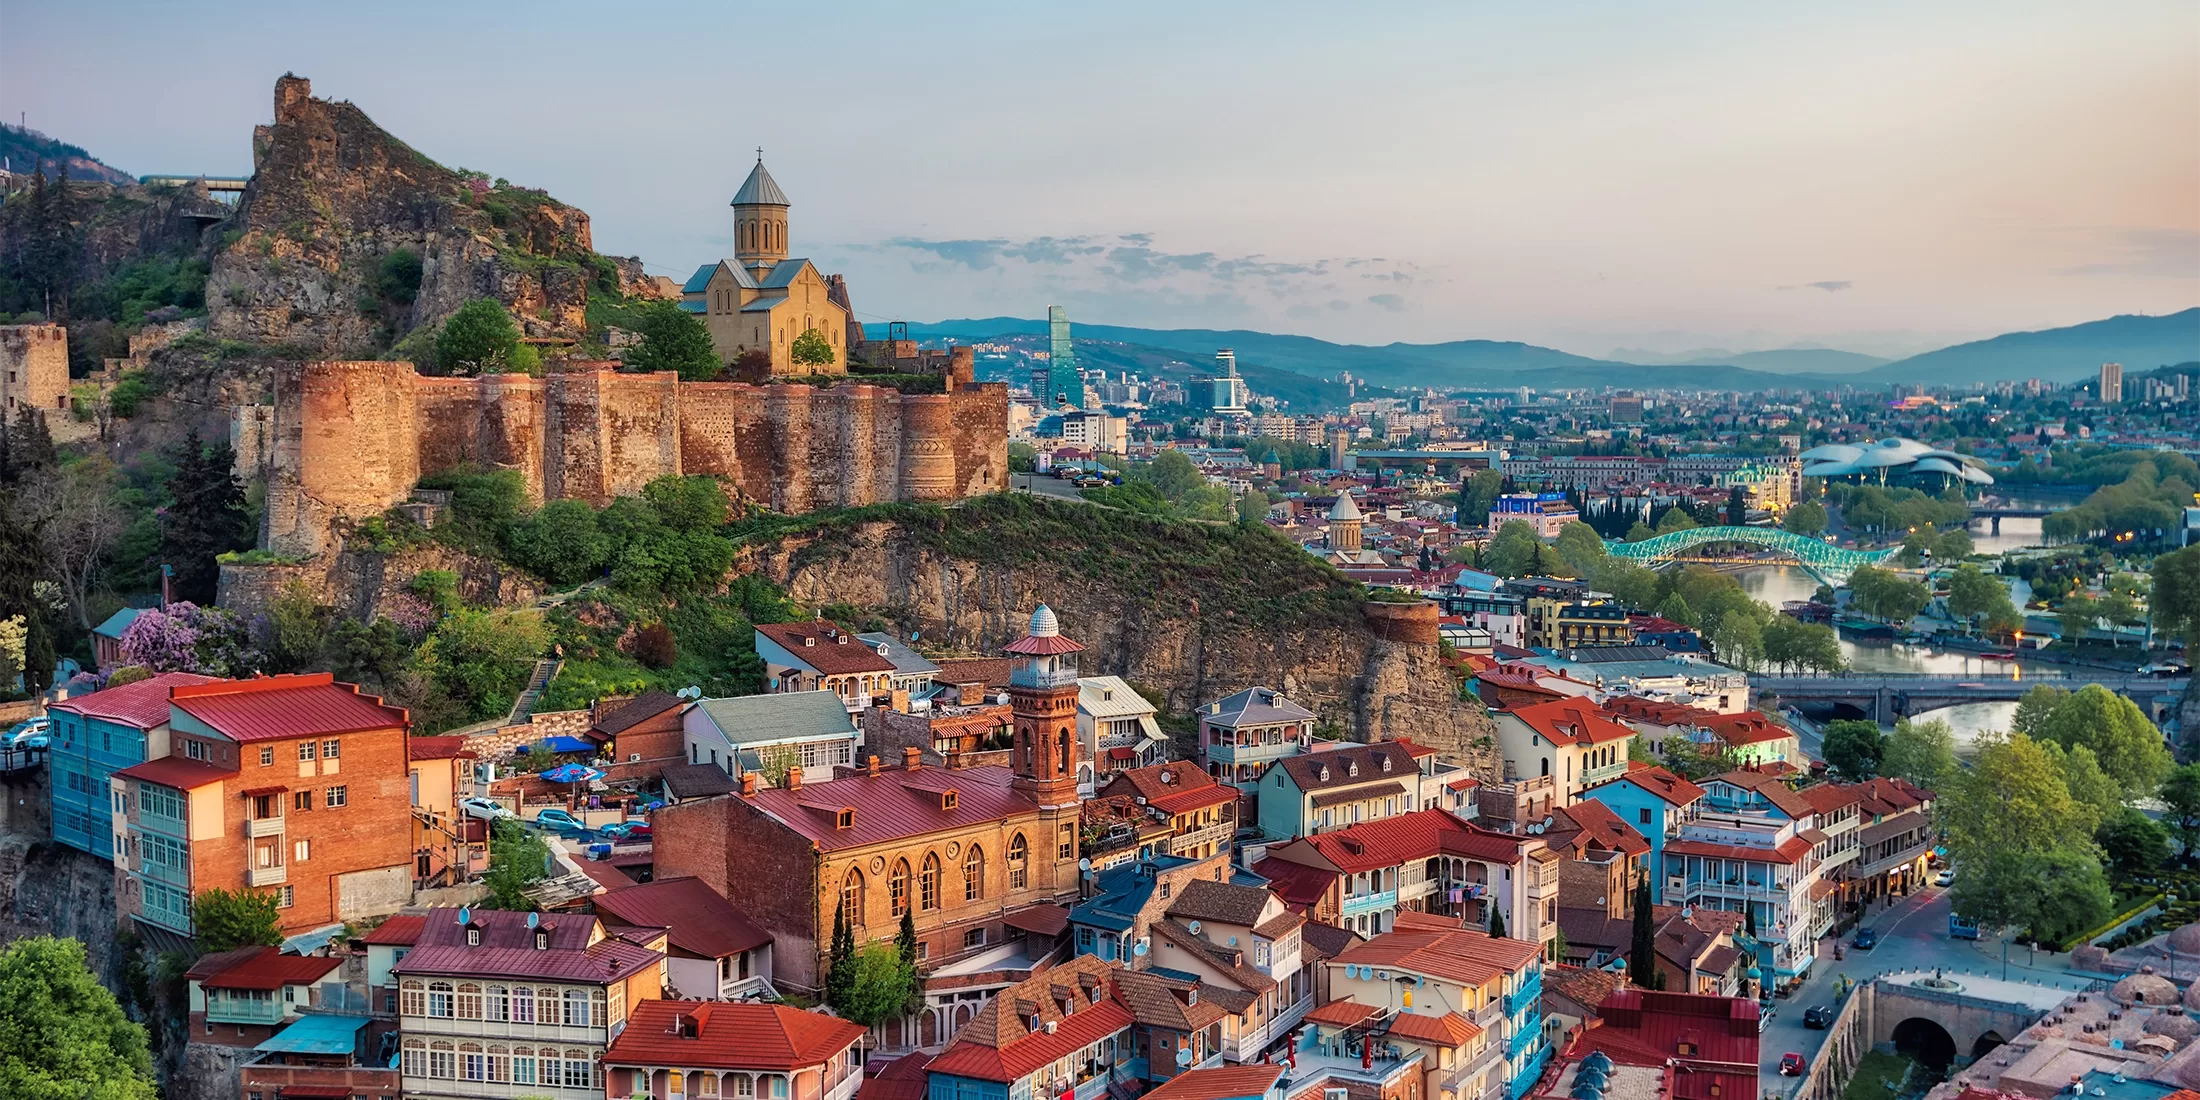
{"left": 262, "top": 360, "right": 1008, "bottom": 556}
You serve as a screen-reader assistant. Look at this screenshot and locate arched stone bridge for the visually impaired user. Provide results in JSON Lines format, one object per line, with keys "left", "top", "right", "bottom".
{"left": 1753, "top": 672, "right": 2182, "bottom": 723}
{"left": 1792, "top": 971, "right": 2078, "bottom": 1100}
{"left": 1604, "top": 527, "right": 1898, "bottom": 582}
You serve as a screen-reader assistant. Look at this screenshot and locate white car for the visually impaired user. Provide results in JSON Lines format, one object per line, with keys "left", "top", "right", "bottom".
{"left": 1934, "top": 869, "right": 1955, "bottom": 888}
{"left": 460, "top": 796, "right": 518, "bottom": 822}
{"left": 4, "top": 719, "right": 51, "bottom": 751}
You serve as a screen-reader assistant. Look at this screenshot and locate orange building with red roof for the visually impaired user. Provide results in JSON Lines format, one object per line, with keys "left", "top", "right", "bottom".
{"left": 1492, "top": 697, "right": 1636, "bottom": 801}
{"left": 110, "top": 673, "right": 415, "bottom": 937}
{"left": 603, "top": 1000, "right": 867, "bottom": 1100}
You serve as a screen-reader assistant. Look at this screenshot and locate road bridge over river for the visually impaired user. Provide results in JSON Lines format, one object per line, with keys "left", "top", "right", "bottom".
{"left": 1752, "top": 671, "right": 2183, "bottom": 722}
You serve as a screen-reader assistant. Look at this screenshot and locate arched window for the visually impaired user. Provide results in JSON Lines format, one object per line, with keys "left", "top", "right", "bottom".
{"left": 427, "top": 982, "right": 454, "bottom": 1018}
{"left": 1008, "top": 833, "right": 1029, "bottom": 890}
{"left": 400, "top": 980, "right": 425, "bottom": 1017}
{"left": 402, "top": 1037, "right": 426, "bottom": 1077}
{"left": 890, "top": 859, "right": 911, "bottom": 917}
{"left": 428, "top": 1040, "right": 456, "bottom": 1079}
{"left": 1057, "top": 727, "right": 1072, "bottom": 773}
{"left": 840, "top": 867, "right": 864, "bottom": 928}
{"left": 457, "top": 983, "right": 482, "bottom": 1019}
{"left": 920, "top": 853, "right": 941, "bottom": 911}
{"left": 563, "top": 987, "right": 589, "bottom": 1027}
{"left": 965, "top": 845, "right": 985, "bottom": 902}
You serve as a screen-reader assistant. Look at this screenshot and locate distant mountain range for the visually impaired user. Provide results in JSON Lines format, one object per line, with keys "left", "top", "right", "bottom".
{"left": 914, "top": 307, "right": 2198, "bottom": 396}
{"left": 0, "top": 123, "right": 135, "bottom": 185}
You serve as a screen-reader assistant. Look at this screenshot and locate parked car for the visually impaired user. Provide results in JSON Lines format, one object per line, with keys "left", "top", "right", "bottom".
{"left": 598, "top": 820, "right": 653, "bottom": 842}
{"left": 1780, "top": 1053, "right": 1806, "bottom": 1077}
{"left": 532, "top": 808, "right": 586, "bottom": 833}
{"left": 1853, "top": 927, "right": 1879, "bottom": 950}
{"left": 460, "top": 796, "right": 517, "bottom": 822}
{"left": 1804, "top": 1005, "right": 1836, "bottom": 1029}
{"left": 1935, "top": 869, "right": 1955, "bottom": 888}
{"left": 5, "top": 719, "right": 52, "bottom": 752}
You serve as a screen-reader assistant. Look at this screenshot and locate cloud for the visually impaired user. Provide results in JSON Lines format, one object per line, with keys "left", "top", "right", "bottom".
{"left": 1368, "top": 293, "right": 1406, "bottom": 311}
{"left": 2056, "top": 228, "right": 2200, "bottom": 277}
{"left": 1775, "top": 280, "right": 1852, "bottom": 292}
{"left": 883, "top": 237, "right": 1012, "bottom": 270}
{"left": 1328, "top": 299, "right": 1352, "bottom": 311}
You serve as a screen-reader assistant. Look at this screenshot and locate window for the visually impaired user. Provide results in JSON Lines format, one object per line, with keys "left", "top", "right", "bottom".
{"left": 428, "top": 1042, "right": 454, "bottom": 1079}
{"left": 462, "top": 1049, "right": 488, "bottom": 1082}
{"left": 486, "top": 985, "right": 509, "bottom": 1021}
{"left": 963, "top": 927, "right": 987, "bottom": 949}
{"left": 183, "top": 739, "right": 209, "bottom": 761}
{"left": 512, "top": 1048, "right": 537, "bottom": 1085}
{"left": 260, "top": 747, "right": 274, "bottom": 767}
{"left": 322, "top": 739, "right": 340, "bottom": 760}
{"left": 294, "top": 838, "right": 311, "bottom": 863}
{"left": 457, "top": 984, "right": 482, "bottom": 1019}
{"left": 840, "top": 868, "right": 864, "bottom": 929}
{"left": 920, "top": 853, "right": 941, "bottom": 911}
{"left": 298, "top": 742, "right": 317, "bottom": 762}
{"left": 730, "top": 1074, "right": 755, "bottom": 1097}
{"left": 400, "top": 981, "right": 425, "bottom": 1016}
{"left": 325, "top": 785, "right": 347, "bottom": 808}
{"left": 293, "top": 790, "right": 313, "bottom": 812}
{"left": 427, "top": 982, "right": 454, "bottom": 1018}
{"left": 277, "top": 885, "right": 294, "bottom": 908}
{"left": 964, "top": 845, "right": 985, "bottom": 901}
{"left": 1008, "top": 833, "right": 1028, "bottom": 890}
{"left": 563, "top": 987, "right": 589, "bottom": 1027}
{"left": 402, "top": 1038, "right": 425, "bottom": 1076}
{"left": 1640, "top": 808, "right": 1653, "bottom": 826}
{"left": 510, "top": 987, "right": 535, "bottom": 1024}
{"left": 890, "top": 859, "right": 910, "bottom": 917}
{"left": 1058, "top": 822, "right": 1075, "bottom": 861}
{"left": 1078, "top": 927, "right": 1096, "bottom": 953}
{"left": 562, "top": 1050, "right": 592, "bottom": 1088}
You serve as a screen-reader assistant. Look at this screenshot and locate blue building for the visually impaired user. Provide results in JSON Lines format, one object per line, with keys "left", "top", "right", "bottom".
{"left": 1069, "top": 855, "right": 1203, "bottom": 965}
{"left": 1580, "top": 765, "right": 1705, "bottom": 905}
{"left": 47, "top": 672, "right": 215, "bottom": 859}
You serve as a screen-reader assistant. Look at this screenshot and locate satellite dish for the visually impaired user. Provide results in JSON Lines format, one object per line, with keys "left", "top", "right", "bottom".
{"left": 1188, "top": 921, "right": 1202, "bottom": 936}
{"left": 1134, "top": 940, "right": 1149, "bottom": 957}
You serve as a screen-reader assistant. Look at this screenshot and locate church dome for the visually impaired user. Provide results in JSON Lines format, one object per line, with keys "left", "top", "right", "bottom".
{"left": 1329, "top": 493, "right": 1364, "bottom": 521}
{"left": 1030, "top": 603, "right": 1060, "bottom": 638}
{"left": 2114, "top": 973, "right": 2180, "bottom": 1006}
{"left": 731, "top": 156, "right": 789, "bottom": 207}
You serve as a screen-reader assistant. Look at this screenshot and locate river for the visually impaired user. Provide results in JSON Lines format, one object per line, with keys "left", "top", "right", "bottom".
{"left": 1733, "top": 509, "right": 2061, "bottom": 747}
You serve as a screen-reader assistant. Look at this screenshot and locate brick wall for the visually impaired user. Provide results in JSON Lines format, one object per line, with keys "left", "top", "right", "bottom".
{"left": 263, "top": 365, "right": 1009, "bottom": 556}
{"left": 203, "top": 725, "right": 415, "bottom": 932}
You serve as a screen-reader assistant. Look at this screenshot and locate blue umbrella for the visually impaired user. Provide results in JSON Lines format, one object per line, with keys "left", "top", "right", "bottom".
{"left": 538, "top": 763, "right": 605, "bottom": 784}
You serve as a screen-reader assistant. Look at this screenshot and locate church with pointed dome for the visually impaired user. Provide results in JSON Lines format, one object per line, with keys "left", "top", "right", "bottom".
{"left": 680, "top": 154, "right": 856, "bottom": 377}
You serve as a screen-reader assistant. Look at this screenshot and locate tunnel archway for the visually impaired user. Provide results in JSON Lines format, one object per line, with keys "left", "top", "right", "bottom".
{"left": 1972, "top": 1030, "right": 2007, "bottom": 1062}
{"left": 1893, "top": 1018, "right": 1957, "bottom": 1076}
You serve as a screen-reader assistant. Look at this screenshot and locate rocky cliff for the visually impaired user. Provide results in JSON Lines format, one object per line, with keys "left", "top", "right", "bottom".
{"left": 736, "top": 496, "right": 1500, "bottom": 768}
{"left": 206, "top": 74, "right": 660, "bottom": 356}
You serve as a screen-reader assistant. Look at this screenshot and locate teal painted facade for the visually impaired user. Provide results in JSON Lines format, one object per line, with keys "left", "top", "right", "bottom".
{"left": 1583, "top": 779, "right": 1689, "bottom": 905}
{"left": 47, "top": 705, "right": 158, "bottom": 860}
{"left": 129, "top": 780, "right": 196, "bottom": 936}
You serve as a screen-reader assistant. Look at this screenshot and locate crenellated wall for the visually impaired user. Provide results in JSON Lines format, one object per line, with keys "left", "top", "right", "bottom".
{"left": 262, "top": 362, "right": 1007, "bottom": 556}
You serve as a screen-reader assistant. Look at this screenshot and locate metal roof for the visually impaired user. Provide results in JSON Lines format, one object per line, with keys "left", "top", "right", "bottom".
{"left": 856, "top": 632, "right": 944, "bottom": 677}
{"left": 683, "top": 263, "right": 719, "bottom": 293}
{"left": 743, "top": 763, "right": 1033, "bottom": 852}
{"left": 676, "top": 300, "right": 707, "bottom": 313}
{"left": 1200, "top": 686, "right": 1315, "bottom": 729}
{"left": 731, "top": 158, "right": 790, "bottom": 206}
{"left": 92, "top": 606, "right": 146, "bottom": 640}
{"left": 170, "top": 673, "right": 407, "bottom": 742}
{"left": 759, "top": 259, "right": 813, "bottom": 288}
{"left": 690, "top": 690, "right": 858, "bottom": 747}
{"left": 591, "top": 876, "right": 770, "bottom": 958}
{"left": 253, "top": 1012, "right": 369, "bottom": 1055}
{"left": 51, "top": 671, "right": 218, "bottom": 728}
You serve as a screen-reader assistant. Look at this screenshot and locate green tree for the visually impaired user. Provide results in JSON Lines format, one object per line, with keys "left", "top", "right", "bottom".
{"left": 1625, "top": 520, "right": 1655, "bottom": 542}
{"left": 1484, "top": 520, "right": 1543, "bottom": 577}
{"left": 897, "top": 906, "right": 924, "bottom": 1016}
{"left": 1653, "top": 593, "right": 1698, "bottom": 629}
{"left": 1628, "top": 735, "right": 1655, "bottom": 765}
{"left": 482, "top": 819, "right": 551, "bottom": 909}
{"left": 1946, "top": 564, "right": 2020, "bottom": 633}
{"left": 789, "top": 327, "right": 835, "bottom": 368}
{"left": 1628, "top": 880, "right": 1659, "bottom": 988}
{"left": 2095, "top": 591, "right": 2141, "bottom": 646}
{"left": 192, "top": 887, "right": 282, "bottom": 952}
{"left": 1654, "top": 506, "right": 1698, "bottom": 535}
{"left": 2152, "top": 546, "right": 2200, "bottom": 648}
{"left": 839, "top": 943, "right": 913, "bottom": 1028}
{"left": 824, "top": 907, "right": 856, "bottom": 1015}
{"left": 1879, "top": 717, "right": 1956, "bottom": 789}
{"left": 1942, "top": 733, "right": 2094, "bottom": 861}
{"left": 1488, "top": 904, "right": 1506, "bottom": 938}
{"left": 2011, "top": 684, "right": 2069, "bottom": 737}
{"left": 1821, "top": 720, "right": 1885, "bottom": 781}
{"left": 0, "top": 935, "right": 155, "bottom": 1100}
{"left": 2098, "top": 807, "right": 2172, "bottom": 879}
{"left": 1590, "top": 557, "right": 1662, "bottom": 609}
{"left": 1235, "top": 492, "right": 1268, "bottom": 527}
{"left": 436, "top": 298, "right": 520, "bottom": 373}
{"left": 1458, "top": 469, "right": 1504, "bottom": 523}
{"left": 1952, "top": 847, "right": 2111, "bottom": 943}
{"left": 514, "top": 499, "right": 610, "bottom": 587}
{"left": 1707, "top": 611, "right": 1763, "bottom": 671}
{"left": 643, "top": 475, "right": 731, "bottom": 533}
{"left": 417, "top": 609, "right": 550, "bottom": 723}
{"left": 1553, "top": 521, "right": 1607, "bottom": 577}
{"left": 2042, "top": 741, "right": 2120, "bottom": 834}
{"left": 1848, "top": 565, "right": 1929, "bottom": 623}
{"left": 375, "top": 249, "right": 424, "bottom": 304}
{"left": 626, "top": 301, "right": 723, "bottom": 381}
{"left": 2056, "top": 594, "right": 2098, "bottom": 647}
{"left": 2034, "top": 683, "right": 2172, "bottom": 800}
{"left": 261, "top": 582, "right": 331, "bottom": 674}
{"left": 1144, "top": 450, "right": 1205, "bottom": 501}
{"left": 2159, "top": 763, "right": 2200, "bottom": 857}
{"left": 162, "top": 430, "right": 254, "bottom": 604}
{"left": 1782, "top": 501, "right": 1828, "bottom": 536}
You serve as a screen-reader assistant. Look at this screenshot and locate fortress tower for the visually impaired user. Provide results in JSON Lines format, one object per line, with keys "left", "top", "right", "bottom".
{"left": 1005, "top": 604, "right": 1084, "bottom": 811}
{"left": 730, "top": 152, "right": 790, "bottom": 281}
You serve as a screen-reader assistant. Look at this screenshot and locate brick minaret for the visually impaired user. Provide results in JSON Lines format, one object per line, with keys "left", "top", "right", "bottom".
{"left": 1005, "top": 603, "right": 1083, "bottom": 810}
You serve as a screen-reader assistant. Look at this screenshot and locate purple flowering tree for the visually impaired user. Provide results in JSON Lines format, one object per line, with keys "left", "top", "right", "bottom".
{"left": 115, "top": 603, "right": 261, "bottom": 676}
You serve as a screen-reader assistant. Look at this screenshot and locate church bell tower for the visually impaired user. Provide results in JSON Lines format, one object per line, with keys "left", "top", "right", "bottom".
{"left": 730, "top": 150, "right": 790, "bottom": 278}
{"left": 1005, "top": 603, "right": 1083, "bottom": 810}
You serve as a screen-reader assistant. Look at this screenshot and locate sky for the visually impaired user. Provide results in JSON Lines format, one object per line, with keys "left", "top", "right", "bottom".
{"left": 4, "top": 0, "right": 2196, "bottom": 359}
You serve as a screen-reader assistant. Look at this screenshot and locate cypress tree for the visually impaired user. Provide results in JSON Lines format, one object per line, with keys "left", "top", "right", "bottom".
{"left": 896, "top": 907, "right": 923, "bottom": 1016}
{"left": 1488, "top": 905, "right": 1507, "bottom": 939}
{"left": 161, "top": 430, "right": 253, "bottom": 604}
{"left": 825, "top": 907, "right": 854, "bottom": 1013}
{"left": 1628, "top": 880, "right": 1658, "bottom": 988}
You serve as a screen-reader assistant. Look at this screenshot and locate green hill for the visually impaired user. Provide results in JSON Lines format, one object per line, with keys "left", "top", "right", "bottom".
{"left": 0, "top": 123, "right": 135, "bottom": 185}
{"left": 1860, "top": 309, "right": 2200, "bottom": 385}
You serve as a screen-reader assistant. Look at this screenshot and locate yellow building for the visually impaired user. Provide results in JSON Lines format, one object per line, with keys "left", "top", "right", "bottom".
{"left": 681, "top": 155, "right": 850, "bottom": 376}
{"left": 1524, "top": 597, "right": 1631, "bottom": 649}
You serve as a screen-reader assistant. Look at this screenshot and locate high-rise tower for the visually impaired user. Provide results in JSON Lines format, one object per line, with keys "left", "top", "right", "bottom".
{"left": 730, "top": 151, "right": 790, "bottom": 280}
{"left": 2100, "top": 362, "right": 2124, "bottom": 404}
{"left": 1005, "top": 604, "right": 1083, "bottom": 809}
{"left": 1039, "top": 306, "right": 1084, "bottom": 409}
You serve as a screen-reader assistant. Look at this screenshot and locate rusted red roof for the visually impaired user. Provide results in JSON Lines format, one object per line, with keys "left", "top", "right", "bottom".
{"left": 747, "top": 764, "right": 1038, "bottom": 852}
{"left": 407, "top": 736, "right": 475, "bottom": 761}
{"left": 51, "top": 672, "right": 218, "bottom": 728}
{"left": 114, "top": 756, "right": 237, "bottom": 790}
{"left": 170, "top": 673, "right": 407, "bottom": 742}
{"left": 1551, "top": 800, "right": 1652, "bottom": 858}
{"left": 1506, "top": 697, "right": 1633, "bottom": 747}
{"left": 393, "top": 909, "right": 660, "bottom": 983}
{"left": 591, "top": 877, "right": 770, "bottom": 959}
{"left": 362, "top": 914, "right": 426, "bottom": 946}
{"left": 757, "top": 622, "right": 896, "bottom": 675}
{"left": 605, "top": 999, "right": 865, "bottom": 1070}
{"left": 1384, "top": 1009, "right": 1483, "bottom": 1047}
{"left": 1140, "top": 1065, "right": 1289, "bottom": 1100}
{"left": 188, "top": 946, "right": 342, "bottom": 990}
{"left": 935, "top": 658, "right": 1011, "bottom": 688}
{"left": 1304, "top": 998, "right": 1380, "bottom": 1027}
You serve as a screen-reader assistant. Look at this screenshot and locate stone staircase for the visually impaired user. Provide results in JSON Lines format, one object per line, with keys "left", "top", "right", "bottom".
{"left": 508, "top": 659, "right": 561, "bottom": 724}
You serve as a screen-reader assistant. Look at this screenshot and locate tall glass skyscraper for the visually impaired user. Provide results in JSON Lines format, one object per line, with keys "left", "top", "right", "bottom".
{"left": 1036, "top": 305, "right": 1084, "bottom": 408}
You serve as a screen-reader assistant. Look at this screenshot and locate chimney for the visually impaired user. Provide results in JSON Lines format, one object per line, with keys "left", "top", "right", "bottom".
{"left": 786, "top": 768, "right": 803, "bottom": 791}
{"left": 740, "top": 773, "right": 759, "bottom": 798}
{"left": 904, "top": 746, "right": 923, "bottom": 771}
{"left": 868, "top": 754, "right": 882, "bottom": 777}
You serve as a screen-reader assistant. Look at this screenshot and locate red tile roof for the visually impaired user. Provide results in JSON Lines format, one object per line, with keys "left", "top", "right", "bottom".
{"left": 1602, "top": 695, "right": 1706, "bottom": 727}
{"left": 1506, "top": 698, "right": 1634, "bottom": 747}
{"left": 605, "top": 999, "right": 865, "bottom": 1070}
{"left": 393, "top": 908, "right": 661, "bottom": 983}
{"left": 51, "top": 672, "right": 218, "bottom": 728}
{"left": 407, "top": 736, "right": 475, "bottom": 761}
{"left": 1796, "top": 783, "right": 1861, "bottom": 814}
{"left": 1663, "top": 835, "right": 1814, "bottom": 865}
{"left": 1250, "top": 857, "right": 1337, "bottom": 909}
{"left": 362, "top": 914, "right": 426, "bottom": 946}
{"left": 745, "top": 764, "right": 1039, "bottom": 852}
{"left": 1708, "top": 769, "right": 1816, "bottom": 820}
{"left": 187, "top": 946, "right": 342, "bottom": 990}
{"left": 591, "top": 690, "right": 687, "bottom": 737}
{"left": 114, "top": 756, "right": 237, "bottom": 790}
{"left": 1615, "top": 763, "right": 1706, "bottom": 806}
{"left": 1100, "top": 762, "right": 1236, "bottom": 816}
{"left": 925, "top": 956, "right": 1134, "bottom": 1083}
{"left": 1140, "top": 1065, "right": 1287, "bottom": 1100}
{"left": 935, "top": 658, "right": 1011, "bottom": 688}
{"left": 590, "top": 877, "right": 770, "bottom": 959}
{"left": 170, "top": 674, "right": 408, "bottom": 742}
{"left": 1699, "top": 712, "right": 1793, "bottom": 748}
{"left": 1304, "top": 998, "right": 1381, "bottom": 1027}
{"left": 1550, "top": 801, "right": 1652, "bottom": 858}
{"left": 862, "top": 1052, "right": 934, "bottom": 1100}
{"left": 1333, "top": 917, "right": 1539, "bottom": 988}
{"left": 757, "top": 622, "right": 897, "bottom": 675}
{"left": 1383, "top": 1010, "right": 1483, "bottom": 1047}
{"left": 1293, "top": 809, "right": 1485, "bottom": 873}
{"left": 1566, "top": 990, "right": 1759, "bottom": 1100}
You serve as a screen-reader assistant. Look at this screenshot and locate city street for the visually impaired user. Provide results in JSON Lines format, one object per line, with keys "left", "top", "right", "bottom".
{"left": 1759, "top": 882, "right": 2102, "bottom": 1095}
